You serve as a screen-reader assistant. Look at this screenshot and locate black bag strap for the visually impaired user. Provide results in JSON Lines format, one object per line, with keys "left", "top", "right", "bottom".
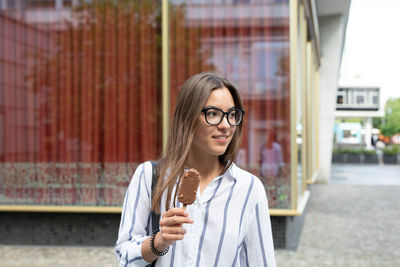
{"left": 150, "top": 161, "right": 160, "bottom": 234}
{"left": 149, "top": 161, "right": 161, "bottom": 267}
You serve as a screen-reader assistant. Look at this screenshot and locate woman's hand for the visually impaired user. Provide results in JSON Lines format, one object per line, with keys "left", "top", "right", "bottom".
{"left": 142, "top": 207, "right": 193, "bottom": 263}
{"left": 156, "top": 207, "right": 194, "bottom": 248}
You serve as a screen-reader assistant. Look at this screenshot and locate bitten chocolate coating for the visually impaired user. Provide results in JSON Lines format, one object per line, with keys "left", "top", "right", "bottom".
{"left": 178, "top": 168, "right": 200, "bottom": 206}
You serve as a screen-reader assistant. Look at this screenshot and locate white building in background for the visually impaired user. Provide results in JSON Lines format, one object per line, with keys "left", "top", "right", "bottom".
{"left": 336, "top": 86, "right": 381, "bottom": 112}
{"left": 334, "top": 85, "right": 384, "bottom": 149}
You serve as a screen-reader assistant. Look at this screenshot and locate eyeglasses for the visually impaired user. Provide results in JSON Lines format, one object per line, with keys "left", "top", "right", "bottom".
{"left": 201, "top": 107, "right": 245, "bottom": 126}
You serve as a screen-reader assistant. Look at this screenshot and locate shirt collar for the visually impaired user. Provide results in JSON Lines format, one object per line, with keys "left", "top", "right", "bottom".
{"left": 183, "top": 161, "right": 238, "bottom": 181}
{"left": 220, "top": 162, "right": 237, "bottom": 181}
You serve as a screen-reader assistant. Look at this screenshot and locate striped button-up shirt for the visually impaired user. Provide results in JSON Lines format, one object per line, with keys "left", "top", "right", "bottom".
{"left": 115, "top": 161, "right": 276, "bottom": 267}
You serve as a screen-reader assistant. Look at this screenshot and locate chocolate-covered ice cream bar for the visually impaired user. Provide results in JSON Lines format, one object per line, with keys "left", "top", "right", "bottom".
{"left": 178, "top": 168, "right": 200, "bottom": 207}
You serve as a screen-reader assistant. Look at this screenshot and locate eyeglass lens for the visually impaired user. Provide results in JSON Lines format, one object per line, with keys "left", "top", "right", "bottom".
{"left": 205, "top": 108, "right": 243, "bottom": 125}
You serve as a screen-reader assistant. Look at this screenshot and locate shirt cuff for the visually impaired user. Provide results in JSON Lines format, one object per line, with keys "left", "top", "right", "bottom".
{"left": 120, "top": 241, "right": 152, "bottom": 267}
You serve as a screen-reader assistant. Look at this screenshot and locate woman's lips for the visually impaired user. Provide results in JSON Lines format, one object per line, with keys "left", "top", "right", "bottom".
{"left": 213, "top": 135, "right": 229, "bottom": 143}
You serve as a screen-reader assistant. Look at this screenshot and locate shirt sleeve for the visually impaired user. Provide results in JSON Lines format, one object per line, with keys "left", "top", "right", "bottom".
{"left": 115, "top": 162, "right": 153, "bottom": 267}
{"left": 242, "top": 179, "right": 276, "bottom": 267}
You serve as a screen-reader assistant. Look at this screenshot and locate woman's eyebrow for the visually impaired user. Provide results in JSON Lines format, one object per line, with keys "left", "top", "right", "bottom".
{"left": 203, "top": 106, "right": 236, "bottom": 109}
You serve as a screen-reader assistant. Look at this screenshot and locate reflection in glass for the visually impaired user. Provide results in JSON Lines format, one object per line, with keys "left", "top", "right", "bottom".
{"left": 170, "top": 0, "right": 291, "bottom": 208}
{"left": 0, "top": 0, "right": 162, "bottom": 206}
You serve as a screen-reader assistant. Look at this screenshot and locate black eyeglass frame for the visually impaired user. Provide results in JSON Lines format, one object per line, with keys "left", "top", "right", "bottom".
{"left": 201, "top": 106, "right": 245, "bottom": 126}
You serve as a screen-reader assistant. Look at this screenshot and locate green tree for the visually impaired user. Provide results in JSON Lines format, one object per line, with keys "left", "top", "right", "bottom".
{"left": 372, "top": 117, "right": 382, "bottom": 129}
{"left": 381, "top": 97, "right": 400, "bottom": 137}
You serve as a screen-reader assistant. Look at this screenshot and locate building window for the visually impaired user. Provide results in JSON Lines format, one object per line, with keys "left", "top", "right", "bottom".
{"left": 337, "top": 95, "right": 343, "bottom": 104}
{"left": 343, "top": 130, "right": 352, "bottom": 138}
{"left": 356, "top": 95, "right": 364, "bottom": 104}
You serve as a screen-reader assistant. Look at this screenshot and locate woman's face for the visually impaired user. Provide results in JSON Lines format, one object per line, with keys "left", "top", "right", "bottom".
{"left": 191, "top": 87, "right": 237, "bottom": 159}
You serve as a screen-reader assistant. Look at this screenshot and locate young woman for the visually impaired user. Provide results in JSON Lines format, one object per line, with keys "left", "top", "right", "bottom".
{"left": 115, "top": 72, "right": 276, "bottom": 267}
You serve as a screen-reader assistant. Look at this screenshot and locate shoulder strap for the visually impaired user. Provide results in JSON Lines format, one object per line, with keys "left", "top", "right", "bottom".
{"left": 150, "top": 160, "right": 161, "bottom": 234}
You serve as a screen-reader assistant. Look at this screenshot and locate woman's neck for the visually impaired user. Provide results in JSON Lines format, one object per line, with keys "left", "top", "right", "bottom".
{"left": 186, "top": 153, "right": 223, "bottom": 182}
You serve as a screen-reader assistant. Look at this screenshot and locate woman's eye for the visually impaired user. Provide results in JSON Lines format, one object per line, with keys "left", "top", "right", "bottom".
{"left": 207, "top": 111, "right": 218, "bottom": 117}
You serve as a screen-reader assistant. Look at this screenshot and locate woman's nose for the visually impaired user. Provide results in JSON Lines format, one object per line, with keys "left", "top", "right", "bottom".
{"left": 217, "top": 114, "right": 231, "bottom": 129}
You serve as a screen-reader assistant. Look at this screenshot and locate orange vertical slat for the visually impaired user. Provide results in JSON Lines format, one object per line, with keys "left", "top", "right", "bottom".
{"left": 128, "top": 2, "right": 140, "bottom": 163}
{"left": 81, "top": 14, "right": 94, "bottom": 164}
{"left": 117, "top": 2, "right": 128, "bottom": 163}
{"left": 104, "top": 4, "right": 117, "bottom": 163}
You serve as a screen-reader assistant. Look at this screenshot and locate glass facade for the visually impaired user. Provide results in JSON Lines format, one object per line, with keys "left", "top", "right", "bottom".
{"left": 169, "top": 0, "right": 291, "bottom": 209}
{"left": 297, "top": 3, "right": 306, "bottom": 203}
{"left": 0, "top": 1, "right": 162, "bottom": 206}
{"left": 0, "top": 0, "right": 319, "bottom": 212}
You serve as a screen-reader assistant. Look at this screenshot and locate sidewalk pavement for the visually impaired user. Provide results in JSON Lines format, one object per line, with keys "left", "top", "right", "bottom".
{"left": 0, "top": 246, "right": 116, "bottom": 267}
{"left": 275, "top": 164, "right": 400, "bottom": 267}
{"left": 1, "top": 164, "right": 400, "bottom": 266}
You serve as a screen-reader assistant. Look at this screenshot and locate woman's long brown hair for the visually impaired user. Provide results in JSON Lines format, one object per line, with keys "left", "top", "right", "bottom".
{"left": 151, "top": 72, "right": 244, "bottom": 213}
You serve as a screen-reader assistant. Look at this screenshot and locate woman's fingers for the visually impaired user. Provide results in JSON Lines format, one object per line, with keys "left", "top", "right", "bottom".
{"left": 160, "top": 216, "right": 193, "bottom": 227}
{"left": 161, "top": 225, "right": 187, "bottom": 235}
{"left": 156, "top": 226, "right": 186, "bottom": 247}
{"left": 160, "top": 208, "right": 193, "bottom": 227}
{"left": 160, "top": 233, "right": 185, "bottom": 241}
{"left": 156, "top": 208, "right": 193, "bottom": 247}
{"left": 160, "top": 225, "right": 186, "bottom": 242}
{"left": 162, "top": 207, "right": 189, "bottom": 218}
